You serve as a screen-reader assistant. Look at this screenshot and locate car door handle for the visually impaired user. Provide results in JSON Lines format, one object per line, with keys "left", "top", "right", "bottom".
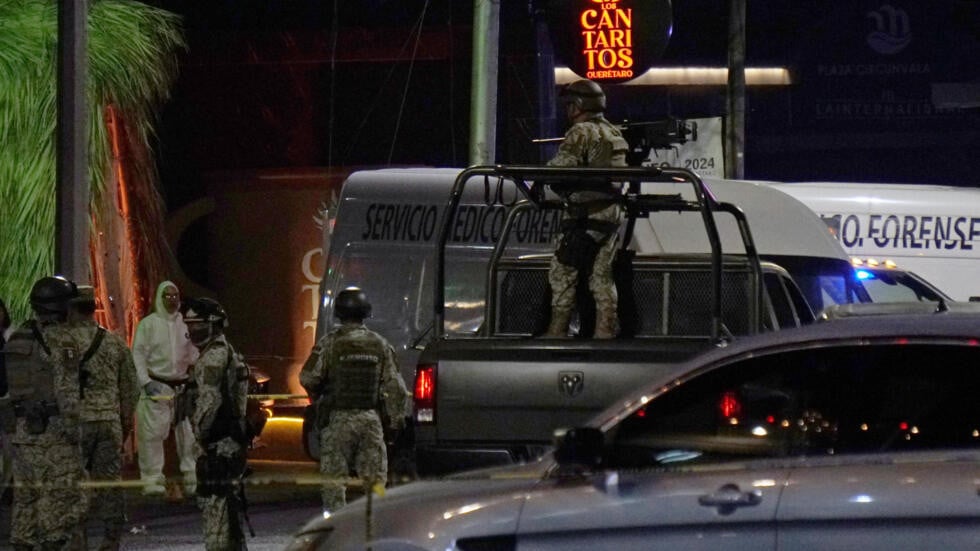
{"left": 698, "top": 483, "right": 763, "bottom": 515}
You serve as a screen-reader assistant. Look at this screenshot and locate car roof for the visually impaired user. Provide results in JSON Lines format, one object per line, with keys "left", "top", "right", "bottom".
{"left": 593, "top": 312, "right": 980, "bottom": 431}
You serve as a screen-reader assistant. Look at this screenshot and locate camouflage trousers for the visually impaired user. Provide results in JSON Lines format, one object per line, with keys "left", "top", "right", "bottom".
{"left": 199, "top": 439, "right": 247, "bottom": 551}
{"left": 318, "top": 409, "right": 387, "bottom": 512}
{"left": 80, "top": 420, "right": 125, "bottom": 549}
{"left": 10, "top": 440, "right": 87, "bottom": 549}
{"left": 549, "top": 203, "right": 622, "bottom": 338}
{"left": 200, "top": 492, "right": 247, "bottom": 551}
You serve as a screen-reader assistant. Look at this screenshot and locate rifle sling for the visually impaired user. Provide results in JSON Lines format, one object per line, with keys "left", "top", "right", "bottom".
{"left": 78, "top": 327, "right": 106, "bottom": 399}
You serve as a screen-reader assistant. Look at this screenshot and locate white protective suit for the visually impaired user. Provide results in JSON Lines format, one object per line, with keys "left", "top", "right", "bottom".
{"left": 132, "top": 281, "right": 200, "bottom": 494}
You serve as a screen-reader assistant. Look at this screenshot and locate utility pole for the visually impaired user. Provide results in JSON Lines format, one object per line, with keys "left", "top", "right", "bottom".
{"left": 725, "top": 0, "right": 746, "bottom": 179}
{"left": 469, "top": 0, "right": 500, "bottom": 166}
{"left": 56, "top": 0, "right": 89, "bottom": 282}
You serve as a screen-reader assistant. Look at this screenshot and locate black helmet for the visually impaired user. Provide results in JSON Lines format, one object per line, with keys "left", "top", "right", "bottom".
{"left": 560, "top": 79, "right": 606, "bottom": 112}
{"left": 182, "top": 297, "right": 228, "bottom": 328}
{"left": 334, "top": 287, "right": 371, "bottom": 321}
{"left": 70, "top": 285, "right": 97, "bottom": 316}
{"left": 30, "top": 276, "right": 78, "bottom": 314}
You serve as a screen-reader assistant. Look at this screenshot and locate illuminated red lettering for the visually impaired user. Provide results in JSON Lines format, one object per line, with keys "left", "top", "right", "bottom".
{"left": 579, "top": 7, "right": 634, "bottom": 77}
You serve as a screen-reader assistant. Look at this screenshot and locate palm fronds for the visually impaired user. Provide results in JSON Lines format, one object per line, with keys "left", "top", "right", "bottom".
{"left": 0, "top": 0, "right": 185, "bottom": 324}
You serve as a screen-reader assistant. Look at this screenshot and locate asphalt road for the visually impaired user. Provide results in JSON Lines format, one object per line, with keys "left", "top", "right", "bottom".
{"left": 0, "top": 458, "right": 327, "bottom": 550}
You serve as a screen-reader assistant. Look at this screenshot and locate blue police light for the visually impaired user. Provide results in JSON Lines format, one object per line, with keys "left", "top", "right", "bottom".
{"left": 855, "top": 269, "right": 877, "bottom": 281}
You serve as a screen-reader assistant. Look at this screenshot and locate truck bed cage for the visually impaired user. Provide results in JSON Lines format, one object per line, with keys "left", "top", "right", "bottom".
{"left": 434, "top": 165, "right": 763, "bottom": 342}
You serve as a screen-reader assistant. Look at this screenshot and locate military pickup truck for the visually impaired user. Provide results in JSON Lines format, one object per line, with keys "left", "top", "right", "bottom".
{"left": 411, "top": 165, "right": 860, "bottom": 476}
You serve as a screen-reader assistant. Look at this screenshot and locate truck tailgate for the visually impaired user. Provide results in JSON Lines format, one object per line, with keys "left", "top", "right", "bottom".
{"left": 421, "top": 339, "right": 710, "bottom": 443}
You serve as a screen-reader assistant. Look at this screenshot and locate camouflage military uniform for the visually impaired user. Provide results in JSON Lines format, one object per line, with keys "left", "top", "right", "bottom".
{"left": 546, "top": 114, "right": 627, "bottom": 339}
{"left": 191, "top": 334, "right": 248, "bottom": 551}
{"left": 2, "top": 321, "right": 88, "bottom": 550}
{"left": 71, "top": 319, "right": 139, "bottom": 551}
{"left": 300, "top": 322, "right": 409, "bottom": 512}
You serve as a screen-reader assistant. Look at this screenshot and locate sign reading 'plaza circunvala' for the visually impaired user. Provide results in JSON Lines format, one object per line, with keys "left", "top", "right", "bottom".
{"left": 547, "top": 0, "right": 672, "bottom": 84}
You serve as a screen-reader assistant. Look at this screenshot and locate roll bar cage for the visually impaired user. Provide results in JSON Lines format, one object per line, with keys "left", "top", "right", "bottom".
{"left": 434, "top": 165, "right": 763, "bottom": 342}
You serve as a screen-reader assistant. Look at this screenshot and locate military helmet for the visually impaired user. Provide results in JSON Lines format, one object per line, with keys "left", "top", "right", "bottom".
{"left": 560, "top": 79, "right": 606, "bottom": 112}
{"left": 29, "top": 275, "right": 78, "bottom": 314}
{"left": 334, "top": 287, "right": 372, "bottom": 321}
{"left": 70, "top": 285, "right": 97, "bottom": 316}
{"left": 182, "top": 297, "right": 229, "bottom": 328}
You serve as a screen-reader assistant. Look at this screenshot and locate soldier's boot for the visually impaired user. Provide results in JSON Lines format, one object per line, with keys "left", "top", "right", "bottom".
{"left": 594, "top": 308, "right": 618, "bottom": 339}
{"left": 545, "top": 308, "right": 571, "bottom": 338}
{"left": 12, "top": 544, "right": 34, "bottom": 551}
{"left": 97, "top": 521, "right": 125, "bottom": 551}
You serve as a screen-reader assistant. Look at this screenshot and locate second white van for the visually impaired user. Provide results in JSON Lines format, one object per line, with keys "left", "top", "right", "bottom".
{"left": 766, "top": 182, "right": 980, "bottom": 301}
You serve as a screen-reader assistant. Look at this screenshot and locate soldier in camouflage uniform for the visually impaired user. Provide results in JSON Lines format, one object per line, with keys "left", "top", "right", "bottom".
{"left": 545, "top": 79, "right": 628, "bottom": 339}
{"left": 300, "top": 287, "right": 409, "bottom": 512}
{"left": 183, "top": 297, "right": 249, "bottom": 551}
{"left": 0, "top": 276, "right": 88, "bottom": 550}
{"left": 67, "top": 286, "right": 139, "bottom": 551}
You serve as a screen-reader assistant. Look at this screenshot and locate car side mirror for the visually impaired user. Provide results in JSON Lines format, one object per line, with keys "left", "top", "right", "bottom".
{"left": 553, "top": 427, "right": 604, "bottom": 472}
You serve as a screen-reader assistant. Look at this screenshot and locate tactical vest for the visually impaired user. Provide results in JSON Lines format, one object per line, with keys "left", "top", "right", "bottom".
{"left": 593, "top": 119, "right": 628, "bottom": 168}
{"left": 209, "top": 343, "right": 250, "bottom": 444}
{"left": 222, "top": 346, "right": 250, "bottom": 420}
{"left": 1, "top": 321, "right": 61, "bottom": 434}
{"left": 326, "top": 331, "right": 384, "bottom": 410}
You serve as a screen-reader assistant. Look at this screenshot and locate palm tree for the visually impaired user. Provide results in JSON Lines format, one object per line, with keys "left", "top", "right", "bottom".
{"left": 0, "top": 0, "right": 185, "bottom": 339}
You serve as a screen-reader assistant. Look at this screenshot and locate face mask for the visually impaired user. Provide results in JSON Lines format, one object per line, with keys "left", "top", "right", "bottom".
{"left": 187, "top": 323, "right": 212, "bottom": 346}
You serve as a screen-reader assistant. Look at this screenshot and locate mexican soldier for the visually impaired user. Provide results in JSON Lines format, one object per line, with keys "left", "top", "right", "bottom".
{"left": 0, "top": 276, "right": 88, "bottom": 550}
{"left": 68, "top": 286, "right": 139, "bottom": 551}
{"left": 183, "top": 297, "right": 250, "bottom": 551}
{"left": 300, "top": 287, "right": 409, "bottom": 512}
{"left": 545, "top": 78, "right": 628, "bottom": 339}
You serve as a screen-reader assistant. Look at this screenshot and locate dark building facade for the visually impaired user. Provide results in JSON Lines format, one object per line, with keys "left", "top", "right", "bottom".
{"left": 152, "top": 0, "right": 979, "bottom": 198}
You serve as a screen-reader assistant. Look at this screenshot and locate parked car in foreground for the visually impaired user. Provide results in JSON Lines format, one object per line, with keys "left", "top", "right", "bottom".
{"left": 285, "top": 312, "right": 980, "bottom": 551}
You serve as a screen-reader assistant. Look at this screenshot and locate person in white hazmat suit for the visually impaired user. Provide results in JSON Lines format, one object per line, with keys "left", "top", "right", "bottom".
{"left": 132, "top": 281, "right": 200, "bottom": 496}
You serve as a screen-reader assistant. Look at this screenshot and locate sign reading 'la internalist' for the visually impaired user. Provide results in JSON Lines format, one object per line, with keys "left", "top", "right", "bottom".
{"left": 548, "top": 0, "right": 672, "bottom": 84}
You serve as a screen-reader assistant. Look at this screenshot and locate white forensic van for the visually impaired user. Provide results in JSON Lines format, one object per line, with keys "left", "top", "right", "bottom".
{"left": 766, "top": 182, "right": 980, "bottom": 301}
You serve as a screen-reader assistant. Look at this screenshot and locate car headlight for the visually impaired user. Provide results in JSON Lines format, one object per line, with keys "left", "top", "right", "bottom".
{"left": 284, "top": 527, "right": 333, "bottom": 551}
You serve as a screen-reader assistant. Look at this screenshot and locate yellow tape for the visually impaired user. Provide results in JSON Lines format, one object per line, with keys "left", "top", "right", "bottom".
{"left": 147, "top": 393, "right": 308, "bottom": 402}
{"left": 248, "top": 394, "right": 308, "bottom": 401}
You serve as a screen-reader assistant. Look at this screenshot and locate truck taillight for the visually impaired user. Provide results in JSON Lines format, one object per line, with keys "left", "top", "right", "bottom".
{"left": 414, "top": 364, "right": 436, "bottom": 424}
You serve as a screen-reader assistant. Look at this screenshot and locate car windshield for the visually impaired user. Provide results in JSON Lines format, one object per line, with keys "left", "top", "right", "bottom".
{"left": 604, "top": 343, "right": 980, "bottom": 470}
{"left": 765, "top": 255, "right": 871, "bottom": 311}
{"left": 855, "top": 268, "right": 948, "bottom": 302}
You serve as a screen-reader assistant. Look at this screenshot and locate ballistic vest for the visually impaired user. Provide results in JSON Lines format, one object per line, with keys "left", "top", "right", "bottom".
{"left": 222, "top": 344, "right": 250, "bottom": 420}
{"left": 592, "top": 118, "right": 628, "bottom": 168}
{"left": 326, "top": 329, "right": 384, "bottom": 410}
{"left": 0, "top": 321, "right": 60, "bottom": 433}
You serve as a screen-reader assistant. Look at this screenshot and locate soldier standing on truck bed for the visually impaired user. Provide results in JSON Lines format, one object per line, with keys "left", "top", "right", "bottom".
{"left": 300, "top": 287, "right": 409, "bottom": 512}
{"left": 545, "top": 78, "right": 628, "bottom": 339}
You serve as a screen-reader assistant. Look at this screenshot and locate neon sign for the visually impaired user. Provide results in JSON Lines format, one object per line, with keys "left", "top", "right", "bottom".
{"left": 580, "top": 1, "right": 634, "bottom": 80}
{"left": 549, "top": 0, "right": 672, "bottom": 84}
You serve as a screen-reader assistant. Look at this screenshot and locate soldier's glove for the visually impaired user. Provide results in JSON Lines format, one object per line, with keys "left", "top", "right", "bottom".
{"left": 143, "top": 381, "right": 169, "bottom": 398}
